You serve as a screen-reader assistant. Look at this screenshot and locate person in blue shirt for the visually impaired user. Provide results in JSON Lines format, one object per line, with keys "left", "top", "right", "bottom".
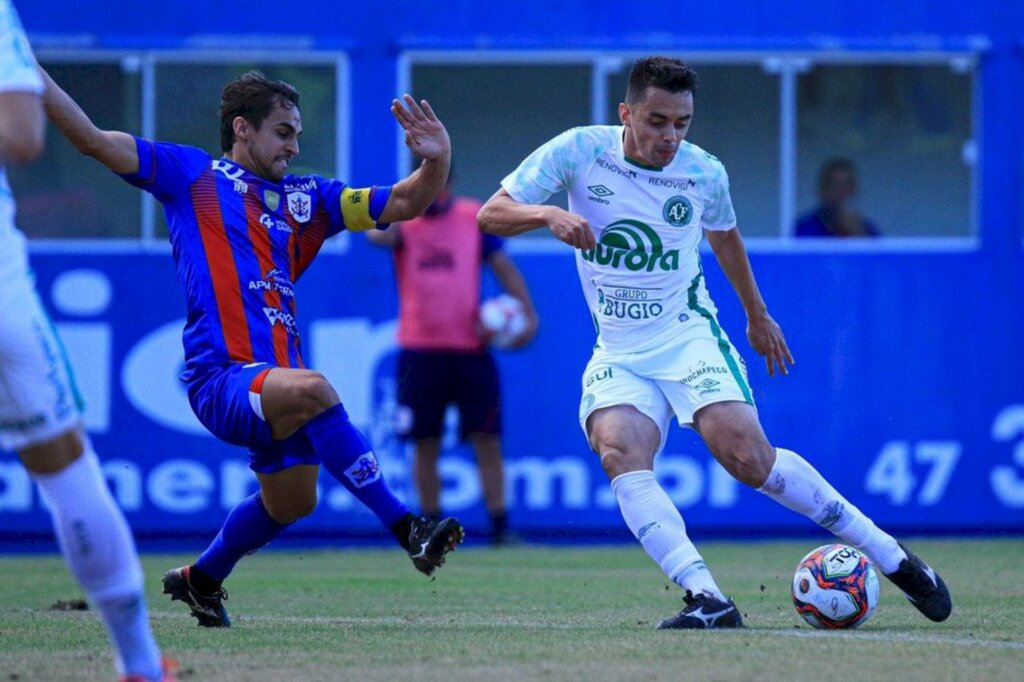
{"left": 795, "top": 158, "right": 880, "bottom": 238}
{"left": 40, "top": 67, "right": 464, "bottom": 629}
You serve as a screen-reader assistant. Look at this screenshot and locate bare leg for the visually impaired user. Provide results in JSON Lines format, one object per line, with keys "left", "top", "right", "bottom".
{"left": 414, "top": 438, "right": 443, "bottom": 517}
{"left": 468, "top": 433, "right": 505, "bottom": 516}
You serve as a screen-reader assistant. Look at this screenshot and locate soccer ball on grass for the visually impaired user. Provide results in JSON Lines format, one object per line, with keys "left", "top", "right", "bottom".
{"left": 791, "top": 543, "right": 879, "bottom": 629}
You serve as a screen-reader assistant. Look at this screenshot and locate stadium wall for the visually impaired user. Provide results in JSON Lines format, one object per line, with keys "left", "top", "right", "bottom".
{"left": 4, "top": 1, "right": 1021, "bottom": 545}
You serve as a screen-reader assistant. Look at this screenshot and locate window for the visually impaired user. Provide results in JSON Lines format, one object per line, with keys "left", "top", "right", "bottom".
{"left": 410, "top": 62, "right": 591, "bottom": 221}
{"left": 12, "top": 53, "right": 345, "bottom": 243}
{"left": 796, "top": 64, "right": 974, "bottom": 238}
{"left": 8, "top": 60, "right": 142, "bottom": 239}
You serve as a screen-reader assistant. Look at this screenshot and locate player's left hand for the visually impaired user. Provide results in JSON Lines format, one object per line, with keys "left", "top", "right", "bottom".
{"left": 391, "top": 94, "right": 451, "bottom": 161}
{"left": 747, "top": 312, "right": 794, "bottom": 377}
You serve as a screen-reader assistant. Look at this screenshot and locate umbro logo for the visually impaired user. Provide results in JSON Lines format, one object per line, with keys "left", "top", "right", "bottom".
{"left": 587, "top": 185, "right": 613, "bottom": 205}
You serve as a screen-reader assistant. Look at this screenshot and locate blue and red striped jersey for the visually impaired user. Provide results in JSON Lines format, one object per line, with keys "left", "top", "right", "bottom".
{"left": 119, "top": 138, "right": 391, "bottom": 381}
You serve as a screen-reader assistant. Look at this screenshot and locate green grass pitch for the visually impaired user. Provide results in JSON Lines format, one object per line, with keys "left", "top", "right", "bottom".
{"left": 1, "top": 539, "right": 1021, "bottom": 681}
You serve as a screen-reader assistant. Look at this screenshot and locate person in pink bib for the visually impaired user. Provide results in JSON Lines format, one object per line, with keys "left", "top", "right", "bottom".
{"left": 369, "top": 170, "right": 538, "bottom": 544}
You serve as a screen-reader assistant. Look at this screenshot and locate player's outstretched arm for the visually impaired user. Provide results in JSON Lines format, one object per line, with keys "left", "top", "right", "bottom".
{"left": 0, "top": 91, "right": 45, "bottom": 165}
{"left": 39, "top": 68, "right": 138, "bottom": 174}
{"left": 478, "top": 189, "right": 596, "bottom": 249}
{"left": 705, "top": 227, "right": 795, "bottom": 377}
{"left": 379, "top": 95, "right": 451, "bottom": 224}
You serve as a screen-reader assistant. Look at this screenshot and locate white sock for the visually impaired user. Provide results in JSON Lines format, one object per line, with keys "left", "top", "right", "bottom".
{"left": 611, "top": 470, "right": 725, "bottom": 600}
{"left": 33, "top": 445, "right": 163, "bottom": 681}
{"left": 757, "top": 448, "right": 907, "bottom": 574}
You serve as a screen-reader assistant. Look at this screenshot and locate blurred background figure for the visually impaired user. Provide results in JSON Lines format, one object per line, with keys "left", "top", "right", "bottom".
{"left": 368, "top": 170, "right": 538, "bottom": 544}
{"left": 795, "top": 157, "right": 880, "bottom": 237}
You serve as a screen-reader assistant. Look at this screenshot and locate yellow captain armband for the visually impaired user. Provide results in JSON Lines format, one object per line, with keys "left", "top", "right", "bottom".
{"left": 340, "top": 186, "right": 378, "bottom": 232}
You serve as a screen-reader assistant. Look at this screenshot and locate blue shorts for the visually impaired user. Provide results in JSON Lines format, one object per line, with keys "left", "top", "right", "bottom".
{"left": 186, "top": 363, "right": 319, "bottom": 474}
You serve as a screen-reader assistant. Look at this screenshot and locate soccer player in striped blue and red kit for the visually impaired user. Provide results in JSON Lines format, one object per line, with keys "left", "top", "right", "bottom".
{"left": 40, "top": 68, "right": 464, "bottom": 627}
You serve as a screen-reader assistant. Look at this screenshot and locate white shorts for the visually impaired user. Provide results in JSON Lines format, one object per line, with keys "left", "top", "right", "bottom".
{"left": 0, "top": 273, "right": 82, "bottom": 451}
{"left": 578, "top": 319, "right": 754, "bottom": 454}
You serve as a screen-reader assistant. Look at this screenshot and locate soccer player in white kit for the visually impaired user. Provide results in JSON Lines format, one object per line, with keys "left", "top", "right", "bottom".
{"left": 478, "top": 56, "right": 952, "bottom": 629}
{"left": 0, "top": 2, "right": 170, "bottom": 678}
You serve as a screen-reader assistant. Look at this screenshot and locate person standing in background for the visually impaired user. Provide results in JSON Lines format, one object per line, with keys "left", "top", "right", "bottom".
{"left": 368, "top": 170, "right": 538, "bottom": 544}
{"left": 795, "top": 158, "right": 880, "bottom": 237}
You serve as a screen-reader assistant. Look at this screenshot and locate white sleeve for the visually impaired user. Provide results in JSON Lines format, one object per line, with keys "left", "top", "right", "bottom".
{"left": 0, "top": 0, "right": 43, "bottom": 95}
{"left": 701, "top": 159, "right": 738, "bottom": 232}
{"left": 500, "top": 127, "right": 590, "bottom": 205}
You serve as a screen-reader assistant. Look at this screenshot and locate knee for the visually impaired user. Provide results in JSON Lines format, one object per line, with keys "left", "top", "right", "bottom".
{"left": 597, "top": 445, "right": 631, "bottom": 478}
{"left": 594, "top": 441, "right": 651, "bottom": 480}
{"left": 294, "top": 372, "right": 339, "bottom": 419}
{"left": 263, "top": 491, "right": 318, "bottom": 525}
{"left": 717, "top": 438, "right": 775, "bottom": 487}
{"left": 586, "top": 408, "right": 658, "bottom": 479}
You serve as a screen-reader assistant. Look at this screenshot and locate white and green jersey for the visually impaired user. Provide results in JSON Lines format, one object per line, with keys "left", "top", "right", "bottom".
{"left": 501, "top": 125, "right": 737, "bottom": 353}
{"left": 0, "top": 0, "right": 44, "bottom": 283}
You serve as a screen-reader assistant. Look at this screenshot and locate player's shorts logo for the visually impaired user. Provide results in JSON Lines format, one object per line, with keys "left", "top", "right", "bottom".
{"left": 663, "top": 195, "right": 693, "bottom": 227}
{"left": 579, "top": 392, "right": 596, "bottom": 418}
{"left": 694, "top": 378, "right": 721, "bottom": 395}
{"left": 682, "top": 361, "right": 729, "bottom": 384}
{"left": 584, "top": 367, "right": 613, "bottom": 388}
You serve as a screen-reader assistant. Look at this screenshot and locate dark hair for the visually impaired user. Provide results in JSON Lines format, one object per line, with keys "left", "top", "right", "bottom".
{"left": 625, "top": 57, "right": 699, "bottom": 105}
{"left": 818, "top": 157, "right": 857, "bottom": 191}
{"left": 219, "top": 71, "right": 300, "bottom": 152}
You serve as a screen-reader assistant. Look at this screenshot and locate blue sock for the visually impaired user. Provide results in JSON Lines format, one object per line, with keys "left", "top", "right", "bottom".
{"left": 306, "top": 403, "right": 410, "bottom": 527}
{"left": 195, "top": 493, "right": 286, "bottom": 581}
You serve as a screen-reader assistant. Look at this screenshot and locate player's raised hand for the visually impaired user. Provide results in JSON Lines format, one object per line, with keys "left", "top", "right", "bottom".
{"left": 547, "top": 207, "right": 596, "bottom": 250}
{"left": 391, "top": 94, "right": 450, "bottom": 161}
{"left": 747, "top": 312, "right": 795, "bottom": 377}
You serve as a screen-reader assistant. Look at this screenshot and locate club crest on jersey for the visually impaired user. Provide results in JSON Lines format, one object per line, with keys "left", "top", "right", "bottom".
{"left": 263, "top": 190, "right": 281, "bottom": 212}
{"left": 663, "top": 195, "right": 693, "bottom": 227}
{"left": 287, "top": 192, "right": 312, "bottom": 223}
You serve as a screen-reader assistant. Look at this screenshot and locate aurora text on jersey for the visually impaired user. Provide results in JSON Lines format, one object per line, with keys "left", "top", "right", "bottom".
{"left": 119, "top": 139, "right": 391, "bottom": 381}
